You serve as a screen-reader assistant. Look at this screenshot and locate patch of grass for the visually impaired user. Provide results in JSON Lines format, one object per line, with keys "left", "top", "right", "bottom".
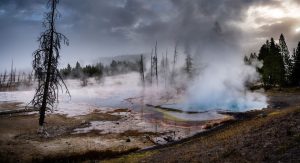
{"left": 266, "top": 87, "right": 300, "bottom": 95}
{"left": 268, "top": 111, "right": 281, "bottom": 116}
{"left": 103, "top": 151, "right": 156, "bottom": 163}
{"left": 0, "top": 101, "right": 23, "bottom": 108}
{"left": 75, "top": 112, "right": 121, "bottom": 121}
{"left": 119, "top": 130, "right": 158, "bottom": 137}
{"left": 32, "top": 148, "right": 140, "bottom": 163}
{"left": 107, "top": 108, "right": 130, "bottom": 113}
{"left": 293, "top": 134, "right": 300, "bottom": 143}
{"left": 276, "top": 144, "right": 290, "bottom": 155}
{"left": 221, "top": 149, "right": 236, "bottom": 158}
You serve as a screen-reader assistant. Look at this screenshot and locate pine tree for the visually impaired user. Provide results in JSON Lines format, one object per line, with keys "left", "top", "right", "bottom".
{"left": 73, "top": 61, "right": 82, "bottom": 78}
{"left": 258, "top": 38, "right": 285, "bottom": 87}
{"left": 291, "top": 42, "right": 300, "bottom": 86}
{"left": 279, "top": 34, "right": 292, "bottom": 85}
{"left": 67, "top": 64, "right": 72, "bottom": 74}
{"left": 244, "top": 53, "right": 258, "bottom": 66}
{"left": 30, "top": 0, "right": 70, "bottom": 134}
{"left": 244, "top": 55, "right": 250, "bottom": 65}
{"left": 270, "top": 38, "right": 285, "bottom": 86}
{"left": 258, "top": 40, "right": 272, "bottom": 87}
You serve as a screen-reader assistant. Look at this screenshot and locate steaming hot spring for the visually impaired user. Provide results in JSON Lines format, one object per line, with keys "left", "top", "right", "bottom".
{"left": 0, "top": 69, "right": 267, "bottom": 122}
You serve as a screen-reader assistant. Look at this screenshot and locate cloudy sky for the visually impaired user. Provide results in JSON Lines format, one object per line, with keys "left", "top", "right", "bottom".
{"left": 0, "top": 0, "right": 300, "bottom": 70}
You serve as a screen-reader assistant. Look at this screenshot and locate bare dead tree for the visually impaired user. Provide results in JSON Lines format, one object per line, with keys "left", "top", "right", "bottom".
{"left": 22, "top": 72, "right": 26, "bottom": 83}
{"left": 150, "top": 48, "right": 153, "bottom": 85}
{"left": 160, "top": 52, "right": 165, "bottom": 87}
{"left": 2, "top": 70, "right": 7, "bottom": 86}
{"left": 140, "top": 54, "right": 145, "bottom": 87}
{"left": 27, "top": 73, "right": 32, "bottom": 84}
{"left": 8, "top": 60, "right": 14, "bottom": 87}
{"left": 80, "top": 75, "right": 88, "bottom": 87}
{"left": 165, "top": 50, "right": 169, "bottom": 88}
{"left": 173, "top": 43, "right": 177, "bottom": 71}
{"left": 154, "top": 41, "right": 158, "bottom": 86}
{"left": 0, "top": 73, "right": 3, "bottom": 88}
{"left": 185, "top": 43, "right": 193, "bottom": 78}
{"left": 30, "top": 0, "right": 70, "bottom": 133}
{"left": 13, "top": 68, "right": 17, "bottom": 83}
{"left": 17, "top": 72, "right": 21, "bottom": 83}
{"left": 171, "top": 43, "right": 178, "bottom": 85}
{"left": 185, "top": 53, "right": 193, "bottom": 78}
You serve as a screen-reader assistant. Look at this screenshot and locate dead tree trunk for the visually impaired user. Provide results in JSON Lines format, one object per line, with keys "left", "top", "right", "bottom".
{"left": 2, "top": 71, "right": 6, "bottom": 86}
{"left": 8, "top": 60, "right": 13, "bottom": 87}
{"left": 13, "top": 68, "right": 16, "bottom": 84}
{"left": 171, "top": 43, "right": 177, "bottom": 84}
{"left": 150, "top": 49, "right": 153, "bottom": 85}
{"left": 30, "top": 0, "right": 70, "bottom": 132}
{"left": 161, "top": 53, "right": 165, "bottom": 87}
{"left": 154, "top": 41, "right": 158, "bottom": 86}
{"left": 140, "top": 54, "right": 145, "bottom": 87}
{"left": 165, "top": 50, "right": 169, "bottom": 88}
{"left": 38, "top": 0, "right": 57, "bottom": 127}
{"left": 27, "top": 73, "right": 32, "bottom": 84}
{"left": 17, "top": 72, "right": 20, "bottom": 84}
{"left": 0, "top": 73, "right": 2, "bottom": 86}
{"left": 185, "top": 53, "right": 193, "bottom": 78}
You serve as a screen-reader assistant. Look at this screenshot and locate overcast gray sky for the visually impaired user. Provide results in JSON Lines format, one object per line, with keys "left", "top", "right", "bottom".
{"left": 0, "top": 0, "right": 300, "bottom": 70}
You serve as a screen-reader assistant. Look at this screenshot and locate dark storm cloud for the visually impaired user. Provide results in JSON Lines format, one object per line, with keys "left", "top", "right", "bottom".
{"left": 0, "top": 0, "right": 299, "bottom": 70}
{"left": 252, "top": 17, "right": 300, "bottom": 50}
{"left": 58, "top": 0, "right": 159, "bottom": 38}
{"left": 160, "top": 0, "right": 274, "bottom": 59}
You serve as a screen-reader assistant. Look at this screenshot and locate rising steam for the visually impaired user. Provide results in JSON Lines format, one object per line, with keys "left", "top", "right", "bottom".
{"left": 185, "top": 56, "right": 267, "bottom": 112}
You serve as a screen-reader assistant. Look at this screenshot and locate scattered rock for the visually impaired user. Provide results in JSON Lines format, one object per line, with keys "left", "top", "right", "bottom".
{"left": 203, "top": 124, "right": 212, "bottom": 129}
{"left": 163, "top": 136, "right": 174, "bottom": 142}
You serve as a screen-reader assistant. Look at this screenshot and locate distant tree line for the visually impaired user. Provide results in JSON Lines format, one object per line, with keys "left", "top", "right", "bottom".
{"left": 245, "top": 34, "right": 300, "bottom": 88}
{"left": 60, "top": 60, "right": 140, "bottom": 79}
{"left": 0, "top": 60, "right": 34, "bottom": 90}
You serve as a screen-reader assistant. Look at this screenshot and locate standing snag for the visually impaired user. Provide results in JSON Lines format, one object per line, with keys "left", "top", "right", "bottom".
{"left": 30, "top": 0, "right": 70, "bottom": 134}
{"left": 140, "top": 54, "right": 145, "bottom": 87}
{"left": 154, "top": 41, "right": 159, "bottom": 86}
{"left": 185, "top": 53, "right": 193, "bottom": 78}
